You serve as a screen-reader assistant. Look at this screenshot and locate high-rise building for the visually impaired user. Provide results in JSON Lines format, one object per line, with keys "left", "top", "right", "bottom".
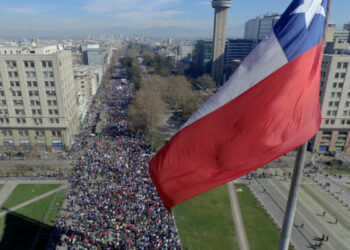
{"left": 312, "top": 40, "right": 350, "bottom": 153}
{"left": 193, "top": 40, "right": 213, "bottom": 75}
{"left": 224, "top": 39, "right": 256, "bottom": 66}
{"left": 244, "top": 14, "right": 281, "bottom": 42}
{"left": 0, "top": 44, "right": 78, "bottom": 151}
{"left": 193, "top": 39, "right": 255, "bottom": 77}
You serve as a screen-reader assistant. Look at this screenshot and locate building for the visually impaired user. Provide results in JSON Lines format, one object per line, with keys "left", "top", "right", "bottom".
{"left": 312, "top": 41, "right": 350, "bottom": 153}
{"left": 325, "top": 23, "right": 350, "bottom": 44}
{"left": 224, "top": 39, "right": 255, "bottom": 67}
{"left": 74, "top": 65, "right": 92, "bottom": 103}
{"left": 193, "top": 40, "right": 213, "bottom": 75}
{"left": 193, "top": 39, "right": 255, "bottom": 77}
{"left": 177, "top": 45, "right": 193, "bottom": 61}
{"left": 83, "top": 44, "right": 103, "bottom": 66}
{"left": 244, "top": 14, "right": 281, "bottom": 42}
{"left": 0, "top": 44, "right": 78, "bottom": 151}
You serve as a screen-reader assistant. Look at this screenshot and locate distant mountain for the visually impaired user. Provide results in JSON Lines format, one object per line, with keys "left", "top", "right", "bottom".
{"left": 0, "top": 25, "right": 245, "bottom": 40}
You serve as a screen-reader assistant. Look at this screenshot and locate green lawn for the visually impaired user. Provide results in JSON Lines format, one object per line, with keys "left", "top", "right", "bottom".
{"left": 0, "top": 189, "right": 66, "bottom": 250}
{"left": 174, "top": 184, "right": 238, "bottom": 250}
{"left": 324, "top": 168, "right": 350, "bottom": 175}
{"left": 235, "top": 184, "right": 285, "bottom": 250}
{"left": 1, "top": 184, "right": 60, "bottom": 211}
{"left": 0, "top": 184, "right": 3, "bottom": 191}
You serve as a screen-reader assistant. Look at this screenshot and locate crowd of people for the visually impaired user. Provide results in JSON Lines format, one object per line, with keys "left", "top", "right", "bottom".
{"left": 50, "top": 66, "right": 181, "bottom": 249}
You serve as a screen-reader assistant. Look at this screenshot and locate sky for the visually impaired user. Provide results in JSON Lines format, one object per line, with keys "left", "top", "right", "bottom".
{"left": 0, "top": 0, "right": 349, "bottom": 36}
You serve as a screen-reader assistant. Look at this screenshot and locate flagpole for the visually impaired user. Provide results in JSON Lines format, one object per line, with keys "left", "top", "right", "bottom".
{"left": 278, "top": 1, "right": 332, "bottom": 249}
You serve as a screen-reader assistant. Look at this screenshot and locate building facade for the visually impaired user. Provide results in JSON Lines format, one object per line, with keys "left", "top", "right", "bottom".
{"left": 193, "top": 39, "right": 255, "bottom": 77}
{"left": 0, "top": 45, "right": 78, "bottom": 151}
{"left": 312, "top": 42, "right": 350, "bottom": 153}
{"left": 244, "top": 14, "right": 281, "bottom": 42}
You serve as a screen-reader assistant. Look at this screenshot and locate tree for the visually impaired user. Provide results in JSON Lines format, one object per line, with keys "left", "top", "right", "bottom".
{"left": 128, "top": 88, "right": 167, "bottom": 133}
{"left": 195, "top": 74, "right": 216, "bottom": 90}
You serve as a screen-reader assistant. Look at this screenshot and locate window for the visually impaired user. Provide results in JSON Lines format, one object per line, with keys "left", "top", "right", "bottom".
{"left": 27, "top": 81, "right": 32, "bottom": 87}
{"left": 337, "top": 92, "right": 341, "bottom": 97}
{"left": 339, "top": 83, "right": 344, "bottom": 88}
{"left": 344, "top": 111, "right": 348, "bottom": 116}
{"left": 29, "top": 91, "right": 33, "bottom": 96}
{"left": 341, "top": 73, "right": 346, "bottom": 78}
{"left": 30, "top": 100, "right": 35, "bottom": 106}
{"left": 346, "top": 101, "right": 350, "bottom": 107}
{"left": 332, "top": 111, "right": 337, "bottom": 116}
{"left": 49, "top": 109, "right": 53, "bottom": 115}
{"left": 331, "top": 92, "right": 335, "bottom": 97}
{"left": 343, "top": 62, "right": 349, "bottom": 69}
{"left": 13, "top": 100, "right": 23, "bottom": 106}
{"left": 327, "top": 111, "right": 331, "bottom": 115}
{"left": 333, "top": 82, "right": 337, "bottom": 88}
{"left": 49, "top": 118, "right": 54, "bottom": 124}
{"left": 0, "top": 91, "right": 4, "bottom": 97}
{"left": 45, "top": 81, "right": 49, "bottom": 87}
{"left": 325, "top": 120, "right": 329, "bottom": 124}
{"left": 34, "top": 91, "right": 39, "bottom": 96}
{"left": 32, "top": 109, "right": 36, "bottom": 115}
{"left": 330, "top": 120, "right": 335, "bottom": 124}
{"left": 50, "top": 81, "right": 55, "bottom": 87}
{"left": 33, "top": 81, "right": 37, "bottom": 87}
{"left": 6, "top": 60, "right": 17, "bottom": 68}
{"left": 54, "top": 109, "right": 58, "bottom": 115}
{"left": 342, "top": 120, "right": 346, "bottom": 124}
{"left": 329, "top": 101, "right": 333, "bottom": 106}
{"left": 36, "top": 100, "right": 40, "bottom": 106}
{"left": 335, "top": 101, "right": 339, "bottom": 107}
{"left": 53, "top": 100, "right": 57, "bottom": 105}
{"left": 24, "top": 61, "right": 34, "bottom": 68}
{"left": 335, "top": 73, "right": 340, "bottom": 78}
{"left": 47, "top": 100, "right": 52, "bottom": 106}
{"left": 337, "top": 62, "right": 342, "bottom": 68}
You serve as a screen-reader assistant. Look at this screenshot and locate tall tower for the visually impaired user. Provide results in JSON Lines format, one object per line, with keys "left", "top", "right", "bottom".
{"left": 211, "top": 0, "right": 231, "bottom": 85}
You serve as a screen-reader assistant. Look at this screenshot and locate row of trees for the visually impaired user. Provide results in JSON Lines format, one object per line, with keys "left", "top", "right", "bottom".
{"left": 128, "top": 74, "right": 210, "bottom": 149}
{"left": 122, "top": 44, "right": 215, "bottom": 150}
{"left": 119, "top": 56, "right": 142, "bottom": 90}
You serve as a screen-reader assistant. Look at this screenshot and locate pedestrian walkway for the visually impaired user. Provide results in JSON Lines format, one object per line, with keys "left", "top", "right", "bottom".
{"left": 0, "top": 181, "right": 18, "bottom": 207}
{"left": 228, "top": 182, "right": 250, "bottom": 250}
{"left": 0, "top": 184, "right": 68, "bottom": 217}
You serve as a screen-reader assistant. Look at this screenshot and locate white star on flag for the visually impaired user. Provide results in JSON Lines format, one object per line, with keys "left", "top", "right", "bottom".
{"left": 291, "top": 0, "right": 326, "bottom": 28}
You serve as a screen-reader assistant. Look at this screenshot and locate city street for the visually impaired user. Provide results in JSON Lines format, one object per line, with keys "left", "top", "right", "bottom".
{"left": 247, "top": 163, "right": 350, "bottom": 250}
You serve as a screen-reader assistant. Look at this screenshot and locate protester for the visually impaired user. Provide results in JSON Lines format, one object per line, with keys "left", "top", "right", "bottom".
{"left": 50, "top": 68, "right": 181, "bottom": 249}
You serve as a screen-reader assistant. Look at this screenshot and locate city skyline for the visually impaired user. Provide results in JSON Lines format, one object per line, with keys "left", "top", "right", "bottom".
{"left": 0, "top": 0, "right": 349, "bottom": 37}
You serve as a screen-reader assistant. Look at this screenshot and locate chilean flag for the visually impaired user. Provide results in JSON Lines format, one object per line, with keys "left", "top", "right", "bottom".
{"left": 149, "top": 0, "right": 328, "bottom": 211}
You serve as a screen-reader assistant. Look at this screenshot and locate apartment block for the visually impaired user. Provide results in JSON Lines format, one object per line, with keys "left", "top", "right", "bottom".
{"left": 312, "top": 41, "right": 350, "bottom": 153}
{"left": 0, "top": 44, "right": 78, "bottom": 151}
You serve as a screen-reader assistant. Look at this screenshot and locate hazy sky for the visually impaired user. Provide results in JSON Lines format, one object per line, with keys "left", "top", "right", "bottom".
{"left": 0, "top": 0, "right": 348, "bottom": 33}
